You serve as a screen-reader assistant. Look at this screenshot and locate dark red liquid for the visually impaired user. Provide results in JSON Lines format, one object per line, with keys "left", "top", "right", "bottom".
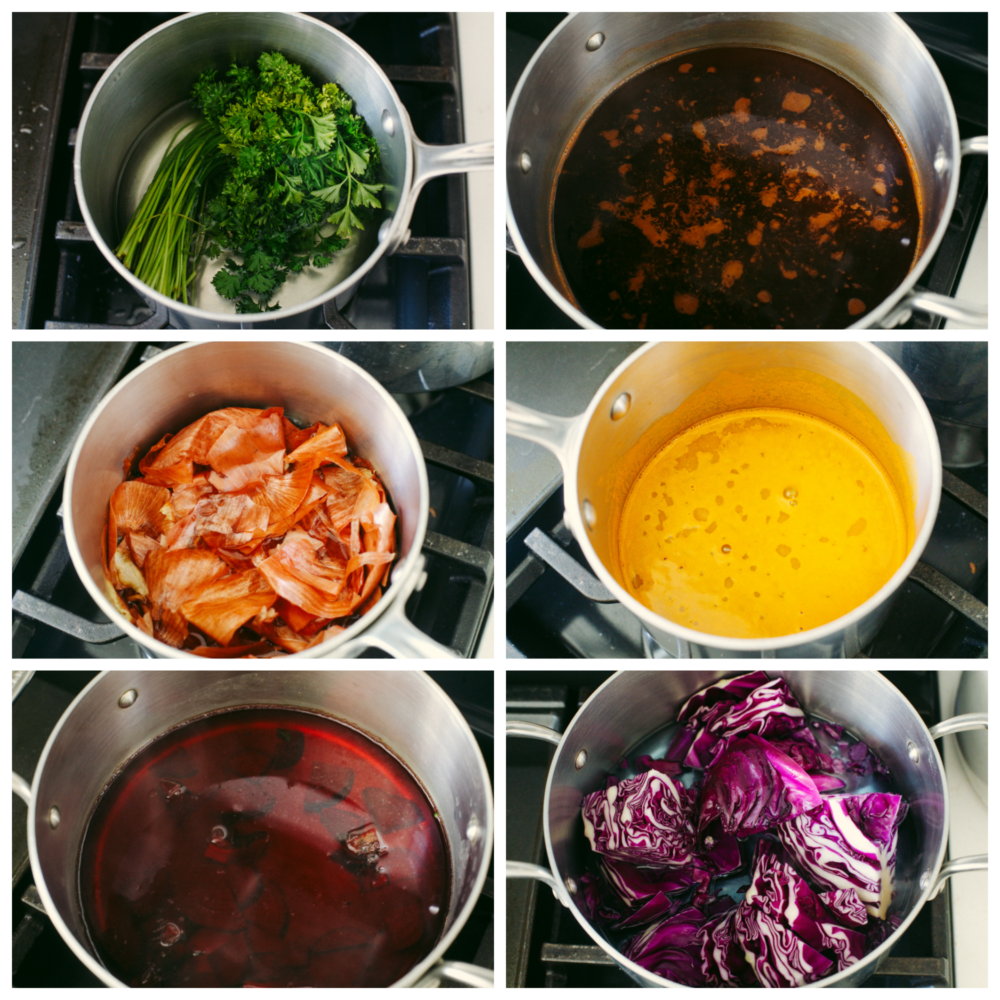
{"left": 79, "top": 708, "right": 449, "bottom": 988}
{"left": 553, "top": 47, "right": 920, "bottom": 329}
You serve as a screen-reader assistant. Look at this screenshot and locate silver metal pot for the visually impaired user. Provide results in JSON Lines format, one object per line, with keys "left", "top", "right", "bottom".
{"left": 507, "top": 12, "right": 987, "bottom": 329}
{"left": 506, "top": 342, "right": 942, "bottom": 657}
{"left": 507, "top": 669, "right": 987, "bottom": 988}
{"left": 13, "top": 670, "right": 493, "bottom": 988}
{"left": 64, "top": 341, "right": 461, "bottom": 658}
{"left": 325, "top": 341, "right": 494, "bottom": 392}
{"left": 75, "top": 12, "right": 493, "bottom": 329}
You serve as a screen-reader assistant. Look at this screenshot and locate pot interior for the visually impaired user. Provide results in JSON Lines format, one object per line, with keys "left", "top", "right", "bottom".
{"left": 64, "top": 341, "right": 426, "bottom": 655}
{"left": 546, "top": 670, "right": 947, "bottom": 986}
{"left": 508, "top": 13, "right": 957, "bottom": 322}
{"left": 574, "top": 343, "right": 936, "bottom": 634}
{"left": 77, "top": 12, "right": 406, "bottom": 315}
{"left": 30, "top": 671, "right": 491, "bottom": 986}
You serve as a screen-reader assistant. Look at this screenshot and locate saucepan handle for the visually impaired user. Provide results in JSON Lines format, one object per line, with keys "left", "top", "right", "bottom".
{"left": 13, "top": 772, "right": 32, "bottom": 806}
{"left": 410, "top": 960, "right": 495, "bottom": 988}
{"left": 412, "top": 137, "right": 494, "bottom": 193}
{"left": 506, "top": 400, "right": 577, "bottom": 467}
{"left": 926, "top": 710, "right": 988, "bottom": 898}
{"left": 505, "top": 720, "right": 565, "bottom": 894}
{"left": 928, "top": 712, "right": 987, "bottom": 739}
{"left": 335, "top": 555, "right": 463, "bottom": 659}
{"left": 881, "top": 136, "right": 988, "bottom": 329}
{"left": 928, "top": 854, "right": 988, "bottom": 900}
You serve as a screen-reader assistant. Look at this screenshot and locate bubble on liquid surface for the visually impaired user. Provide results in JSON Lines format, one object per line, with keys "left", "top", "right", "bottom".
{"left": 210, "top": 825, "right": 228, "bottom": 844}
{"left": 721, "top": 544, "right": 732, "bottom": 554}
{"left": 783, "top": 487, "right": 797, "bottom": 506}
{"left": 429, "top": 905, "right": 440, "bottom": 914}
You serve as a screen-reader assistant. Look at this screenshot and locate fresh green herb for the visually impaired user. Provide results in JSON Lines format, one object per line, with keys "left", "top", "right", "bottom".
{"left": 115, "top": 51, "right": 383, "bottom": 313}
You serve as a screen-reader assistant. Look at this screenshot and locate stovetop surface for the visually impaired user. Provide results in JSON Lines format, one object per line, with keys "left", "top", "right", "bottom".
{"left": 506, "top": 13, "right": 988, "bottom": 330}
{"left": 507, "top": 669, "right": 953, "bottom": 988}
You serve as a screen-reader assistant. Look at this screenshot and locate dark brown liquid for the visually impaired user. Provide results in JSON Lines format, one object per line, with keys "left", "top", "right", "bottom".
{"left": 80, "top": 708, "right": 449, "bottom": 988}
{"left": 553, "top": 47, "right": 920, "bottom": 329}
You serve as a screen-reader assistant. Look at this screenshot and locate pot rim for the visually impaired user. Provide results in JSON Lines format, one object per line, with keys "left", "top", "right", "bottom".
{"left": 560, "top": 340, "right": 942, "bottom": 653}
{"left": 74, "top": 11, "right": 416, "bottom": 326}
{"left": 506, "top": 11, "right": 961, "bottom": 331}
{"left": 540, "top": 668, "right": 950, "bottom": 988}
{"left": 26, "top": 669, "right": 494, "bottom": 989}
{"left": 61, "top": 340, "right": 429, "bottom": 659}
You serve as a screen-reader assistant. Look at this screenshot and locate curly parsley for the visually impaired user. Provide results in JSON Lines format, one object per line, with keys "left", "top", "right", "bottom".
{"left": 115, "top": 52, "right": 383, "bottom": 313}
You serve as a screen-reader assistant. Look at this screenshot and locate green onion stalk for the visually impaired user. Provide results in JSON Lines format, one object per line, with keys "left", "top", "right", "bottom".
{"left": 115, "top": 121, "right": 228, "bottom": 303}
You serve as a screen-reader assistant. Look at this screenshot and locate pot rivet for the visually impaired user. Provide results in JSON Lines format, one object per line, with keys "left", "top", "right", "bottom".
{"left": 519, "top": 151, "right": 532, "bottom": 174}
{"left": 48, "top": 806, "right": 60, "bottom": 829}
{"left": 380, "top": 109, "right": 395, "bottom": 137}
{"left": 118, "top": 689, "right": 138, "bottom": 709}
{"left": 575, "top": 749, "right": 588, "bottom": 770}
{"left": 611, "top": 392, "right": 631, "bottom": 420}
{"left": 934, "top": 147, "right": 950, "bottom": 175}
{"left": 466, "top": 815, "right": 481, "bottom": 843}
{"left": 586, "top": 32, "right": 606, "bottom": 52}
{"left": 565, "top": 876, "right": 578, "bottom": 894}
{"left": 582, "top": 499, "right": 596, "bottom": 530}
{"left": 907, "top": 741, "right": 920, "bottom": 763}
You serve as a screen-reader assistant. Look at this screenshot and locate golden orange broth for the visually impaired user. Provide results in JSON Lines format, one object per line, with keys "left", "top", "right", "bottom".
{"left": 618, "top": 408, "right": 908, "bottom": 638}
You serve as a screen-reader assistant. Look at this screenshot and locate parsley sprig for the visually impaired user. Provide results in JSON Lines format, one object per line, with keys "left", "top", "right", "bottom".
{"left": 115, "top": 52, "right": 383, "bottom": 313}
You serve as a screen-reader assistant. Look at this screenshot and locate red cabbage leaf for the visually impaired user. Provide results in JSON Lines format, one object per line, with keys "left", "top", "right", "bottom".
{"left": 699, "top": 733, "right": 823, "bottom": 838}
{"left": 776, "top": 793, "right": 906, "bottom": 919}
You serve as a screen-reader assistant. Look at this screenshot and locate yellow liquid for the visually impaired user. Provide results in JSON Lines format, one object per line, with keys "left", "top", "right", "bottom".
{"left": 618, "top": 408, "right": 908, "bottom": 638}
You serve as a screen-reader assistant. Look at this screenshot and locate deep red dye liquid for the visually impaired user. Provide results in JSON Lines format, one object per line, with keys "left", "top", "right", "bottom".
{"left": 79, "top": 708, "right": 449, "bottom": 988}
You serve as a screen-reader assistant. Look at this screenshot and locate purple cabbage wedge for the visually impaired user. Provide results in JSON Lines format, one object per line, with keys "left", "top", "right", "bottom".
{"left": 670, "top": 674, "right": 807, "bottom": 768}
{"left": 582, "top": 770, "right": 701, "bottom": 868}
{"left": 600, "top": 858, "right": 695, "bottom": 928}
{"left": 777, "top": 792, "right": 906, "bottom": 919}
{"left": 624, "top": 906, "right": 720, "bottom": 987}
{"left": 699, "top": 733, "right": 823, "bottom": 838}
{"left": 732, "top": 842, "right": 868, "bottom": 987}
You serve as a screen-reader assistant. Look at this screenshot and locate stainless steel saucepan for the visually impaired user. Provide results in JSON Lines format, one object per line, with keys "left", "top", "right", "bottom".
{"left": 507, "top": 669, "right": 986, "bottom": 988}
{"left": 76, "top": 12, "right": 493, "bottom": 329}
{"left": 14, "top": 670, "right": 493, "bottom": 988}
{"left": 63, "top": 340, "right": 461, "bottom": 658}
{"left": 507, "top": 12, "right": 987, "bottom": 329}
{"left": 506, "top": 341, "right": 942, "bottom": 658}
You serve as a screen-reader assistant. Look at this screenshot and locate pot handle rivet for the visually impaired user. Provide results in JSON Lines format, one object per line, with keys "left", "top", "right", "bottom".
{"left": 519, "top": 151, "right": 532, "bottom": 174}
{"left": 380, "top": 109, "right": 395, "bottom": 137}
{"left": 565, "top": 876, "right": 578, "bottom": 894}
{"left": 907, "top": 741, "right": 920, "bottom": 763}
{"left": 48, "top": 806, "right": 60, "bottom": 830}
{"left": 118, "top": 689, "right": 138, "bottom": 709}
{"left": 586, "top": 32, "right": 606, "bottom": 52}
{"left": 575, "top": 749, "right": 588, "bottom": 770}
{"left": 582, "top": 499, "right": 596, "bottom": 530}
{"left": 466, "top": 815, "right": 480, "bottom": 843}
{"left": 611, "top": 392, "right": 631, "bottom": 420}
